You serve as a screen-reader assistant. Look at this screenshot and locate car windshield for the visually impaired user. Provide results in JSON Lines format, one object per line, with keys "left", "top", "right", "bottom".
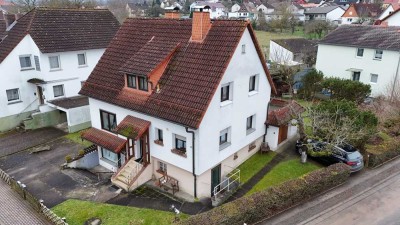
{"left": 347, "top": 151, "right": 362, "bottom": 161}
{"left": 339, "top": 143, "right": 357, "bottom": 152}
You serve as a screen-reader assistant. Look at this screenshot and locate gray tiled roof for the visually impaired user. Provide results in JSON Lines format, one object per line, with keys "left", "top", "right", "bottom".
{"left": 304, "top": 6, "right": 342, "bottom": 14}
{"left": 320, "top": 25, "right": 400, "bottom": 51}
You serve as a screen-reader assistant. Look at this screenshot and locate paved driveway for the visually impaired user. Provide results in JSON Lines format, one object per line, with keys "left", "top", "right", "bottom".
{"left": 0, "top": 127, "right": 66, "bottom": 157}
{"left": 0, "top": 179, "right": 51, "bottom": 225}
{"left": 0, "top": 136, "right": 116, "bottom": 208}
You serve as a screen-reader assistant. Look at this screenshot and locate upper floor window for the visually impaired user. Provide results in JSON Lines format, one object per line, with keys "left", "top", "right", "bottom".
{"left": 6, "top": 88, "right": 20, "bottom": 102}
{"left": 249, "top": 75, "right": 258, "bottom": 92}
{"left": 53, "top": 85, "right": 64, "bottom": 97}
{"left": 370, "top": 74, "right": 378, "bottom": 83}
{"left": 34, "top": 56, "right": 41, "bottom": 71}
{"left": 155, "top": 128, "right": 164, "bottom": 145}
{"left": 356, "top": 48, "right": 364, "bottom": 57}
{"left": 374, "top": 50, "right": 383, "bottom": 60}
{"left": 49, "top": 55, "right": 61, "bottom": 70}
{"left": 175, "top": 134, "right": 186, "bottom": 152}
{"left": 347, "top": 18, "right": 352, "bottom": 22}
{"left": 19, "top": 55, "right": 33, "bottom": 70}
{"left": 77, "top": 53, "right": 87, "bottom": 66}
{"left": 126, "top": 74, "right": 148, "bottom": 91}
{"left": 100, "top": 110, "right": 117, "bottom": 132}
{"left": 221, "top": 83, "right": 233, "bottom": 104}
{"left": 219, "top": 127, "right": 231, "bottom": 150}
{"left": 242, "top": 44, "right": 246, "bottom": 54}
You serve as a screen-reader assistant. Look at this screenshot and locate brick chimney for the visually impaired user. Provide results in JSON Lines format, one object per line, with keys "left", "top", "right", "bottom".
{"left": 191, "top": 7, "right": 211, "bottom": 42}
{"left": 165, "top": 7, "right": 180, "bottom": 19}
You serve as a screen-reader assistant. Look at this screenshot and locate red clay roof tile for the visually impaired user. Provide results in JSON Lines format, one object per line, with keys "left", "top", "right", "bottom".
{"left": 81, "top": 128, "right": 126, "bottom": 153}
{"left": 114, "top": 115, "right": 151, "bottom": 140}
{"left": 267, "top": 99, "right": 304, "bottom": 126}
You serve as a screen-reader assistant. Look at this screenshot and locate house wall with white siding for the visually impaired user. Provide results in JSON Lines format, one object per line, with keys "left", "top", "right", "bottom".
{"left": 316, "top": 44, "right": 400, "bottom": 96}
{"left": 384, "top": 11, "right": 400, "bottom": 26}
{"left": 269, "top": 40, "right": 294, "bottom": 65}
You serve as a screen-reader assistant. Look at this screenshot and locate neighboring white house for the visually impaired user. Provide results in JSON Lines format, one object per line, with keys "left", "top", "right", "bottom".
{"left": 190, "top": 1, "right": 226, "bottom": 18}
{"left": 340, "top": 3, "right": 383, "bottom": 25}
{"left": 378, "top": 3, "right": 399, "bottom": 20}
{"left": 0, "top": 8, "right": 120, "bottom": 132}
{"left": 269, "top": 38, "right": 317, "bottom": 66}
{"left": 256, "top": 3, "right": 275, "bottom": 14}
{"left": 379, "top": 7, "right": 400, "bottom": 25}
{"left": 79, "top": 10, "right": 278, "bottom": 202}
{"left": 304, "top": 5, "right": 345, "bottom": 22}
{"left": 316, "top": 25, "right": 400, "bottom": 97}
{"left": 228, "top": 3, "right": 257, "bottom": 20}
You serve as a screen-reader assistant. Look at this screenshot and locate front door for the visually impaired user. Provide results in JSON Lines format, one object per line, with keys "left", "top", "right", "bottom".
{"left": 37, "top": 86, "right": 44, "bottom": 105}
{"left": 278, "top": 124, "right": 289, "bottom": 144}
{"left": 211, "top": 164, "right": 221, "bottom": 196}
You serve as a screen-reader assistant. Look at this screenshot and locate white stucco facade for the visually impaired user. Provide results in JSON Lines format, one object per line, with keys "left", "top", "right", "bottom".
{"left": 89, "top": 27, "right": 272, "bottom": 198}
{"left": 316, "top": 44, "right": 400, "bottom": 96}
{"left": 382, "top": 11, "right": 400, "bottom": 26}
{"left": 269, "top": 40, "right": 297, "bottom": 65}
{"left": 0, "top": 34, "right": 105, "bottom": 131}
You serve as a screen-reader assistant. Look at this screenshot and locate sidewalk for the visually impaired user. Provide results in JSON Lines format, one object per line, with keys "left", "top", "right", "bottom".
{"left": 0, "top": 179, "right": 51, "bottom": 225}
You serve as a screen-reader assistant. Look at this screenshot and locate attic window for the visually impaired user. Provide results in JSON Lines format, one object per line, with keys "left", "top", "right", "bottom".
{"left": 242, "top": 44, "right": 246, "bottom": 54}
{"left": 126, "top": 74, "right": 148, "bottom": 92}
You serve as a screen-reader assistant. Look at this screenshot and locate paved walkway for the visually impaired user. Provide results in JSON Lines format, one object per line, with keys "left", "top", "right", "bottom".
{"left": 0, "top": 179, "right": 51, "bottom": 225}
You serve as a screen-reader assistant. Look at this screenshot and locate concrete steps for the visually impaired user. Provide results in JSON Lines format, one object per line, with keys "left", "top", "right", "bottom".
{"left": 111, "top": 159, "right": 144, "bottom": 191}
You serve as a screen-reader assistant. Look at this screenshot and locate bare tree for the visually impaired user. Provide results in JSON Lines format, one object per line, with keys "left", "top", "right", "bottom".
{"left": 305, "top": 20, "right": 335, "bottom": 39}
{"left": 13, "top": 0, "right": 37, "bottom": 12}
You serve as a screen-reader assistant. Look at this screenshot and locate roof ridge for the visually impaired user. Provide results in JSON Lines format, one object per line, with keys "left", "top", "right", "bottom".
{"left": 35, "top": 7, "right": 110, "bottom": 11}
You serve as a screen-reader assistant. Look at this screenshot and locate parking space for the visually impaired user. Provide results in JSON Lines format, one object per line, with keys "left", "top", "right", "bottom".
{"left": 0, "top": 134, "right": 116, "bottom": 208}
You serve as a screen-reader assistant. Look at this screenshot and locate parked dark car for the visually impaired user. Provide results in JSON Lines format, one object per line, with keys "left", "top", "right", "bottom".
{"left": 296, "top": 139, "right": 364, "bottom": 172}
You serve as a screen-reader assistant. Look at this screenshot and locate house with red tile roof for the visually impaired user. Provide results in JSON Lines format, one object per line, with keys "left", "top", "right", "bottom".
{"left": 378, "top": 3, "right": 400, "bottom": 20}
{"left": 379, "top": 6, "right": 400, "bottom": 25}
{"left": 341, "top": 3, "right": 383, "bottom": 25}
{"left": 0, "top": 8, "right": 120, "bottom": 132}
{"left": 78, "top": 8, "right": 278, "bottom": 202}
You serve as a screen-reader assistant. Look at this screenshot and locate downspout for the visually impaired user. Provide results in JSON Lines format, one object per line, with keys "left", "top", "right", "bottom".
{"left": 185, "top": 127, "right": 197, "bottom": 199}
{"left": 390, "top": 51, "right": 400, "bottom": 102}
{"left": 263, "top": 101, "right": 271, "bottom": 142}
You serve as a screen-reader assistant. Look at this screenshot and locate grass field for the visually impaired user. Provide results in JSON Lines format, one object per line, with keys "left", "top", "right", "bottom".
{"left": 237, "top": 151, "right": 277, "bottom": 184}
{"left": 247, "top": 159, "right": 321, "bottom": 195}
{"left": 64, "top": 130, "right": 93, "bottom": 148}
{"left": 52, "top": 199, "right": 188, "bottom": 225}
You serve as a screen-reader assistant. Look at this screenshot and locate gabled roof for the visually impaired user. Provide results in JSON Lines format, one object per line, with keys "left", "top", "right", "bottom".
{"left": 381, "top": 7, "right": 400, "bottom": 21}
{"left": 267, "top": 99, "right": 304, "bottom": 126}
{"left": 348, "top": 3, "right": 383, "bottom": 18}
{"left": 80, "top": 18, "right": 276, "bottom": 129}
{"left": 319, "top": 25, "right": 400, "bottom": 51}
{"left": 304, "top": 5, "right": 343, "bottom": 14}
{"left": 0, "top": 8, "right": 120, "bottom": 63}
{"left": 272, "top": 38, "right": 317, "bottom": 54}
{"left": 82, "top": 128, "right": 127, "bottom": 153}
{"left": 333, "top": 0, "right": 358, "bottom": 5}
{"left": 114, "top": 115, "right": 151, "bottom": 140}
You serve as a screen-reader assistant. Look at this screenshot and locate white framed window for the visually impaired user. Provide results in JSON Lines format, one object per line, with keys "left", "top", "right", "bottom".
{"left": 6, "top": 88, "right": 20, "bottom": 102}
{"left": 249, "top": 74, "right": 259, "bottom": 94}
{"left": 100, "top": 147, "right": 118, "bottom": 165}
{"left": 220, "top": 82, "right": 233, "bottom": 105}
{"left": 246, "top": 114, "right": 256, "bottom": 134}
{"left": 219, "top": 127, "right": 231, "bottom": 150}
{"left": 158, "top": 161, "right": 167, "bottom": 174}
{"left": 53, "top": 84, "right": 64, "bottom": 97}
{"left": 49, "top": 55, "right": 61, "bottom": 70}
{"left": 374, "top": 50, "right": 383, "bottom": 60}
{"left": 34, "top": 55, "right": 41, "bottom": 71}
{"left": 174, "top": 134, "right": 186, "bottom": 152}
{"left": 347, "top": 18, "right": 352, "bottom": 22}
{"left": 370, "top": 74, "right": 378, "bottom": 83}
{"left": 19, "top": 55, "right": 33, "bottom": 70}
{"left": 77, "top": 53, "right": 87, "bottom": 66}
{"left": 242, "top": 44, "right": 246, "bottom": 54}
{"left": 356, "top": 48, "right": 364, "bottom": 57}
{"left": 352, "top": 72, "right": 360, "bottom": 81}
{"left": 155, "top": 128, "right": 163, "bottom": 144}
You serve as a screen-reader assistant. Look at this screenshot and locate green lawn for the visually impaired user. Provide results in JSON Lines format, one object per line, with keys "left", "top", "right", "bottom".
{"left": 254, "top": 30, "right": 302, "bottom": 50}
{"left": 52, "top": 199, "right": 187, "bottom": 225}
{"left": 247, "top": 159, "right": 321, "bottom": 195}
{"left": 238, "top": 152, "right": 277, "bottom": 184}
{"left": 64, "top": 130, "right": 93, "bottom": 148}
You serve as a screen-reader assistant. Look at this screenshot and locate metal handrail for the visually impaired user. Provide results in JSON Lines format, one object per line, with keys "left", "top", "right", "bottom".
{"left": 213, "top": 169, "right": 241, "bottom": 197}
{"left": 17, "top": 98, "right": 39, "bottom": 118}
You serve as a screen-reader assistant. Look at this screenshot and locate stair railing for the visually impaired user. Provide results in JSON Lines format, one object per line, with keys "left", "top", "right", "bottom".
{"left": 16, "top": 98, "right": 39, "bottom": 118}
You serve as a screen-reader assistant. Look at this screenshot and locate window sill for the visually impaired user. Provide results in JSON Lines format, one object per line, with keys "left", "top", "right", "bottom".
{"left": 219, "top": 142, "right": 231, "bottom": 151}
{"left": 78, "top": 65, "right": 88, "bottom": 68}
{"left": 156, "top": 169, "right": 167, "bottom": 175}
{"left": 8, "top": 100, "right": 22, "bottom": 105}
{"left": 248, "top": 91, "right": 258, "bottom": 97}
{"left": 20, "top": 67, "right": 35, "bottom": 71}
{"left": 54, "top": 95, "right": 65, "bottom": 98}
{"left": 49, "top": 68, "right": 62, "bottom": 72}
{"left": 370, "top": 82, "right": 377, "bottom": 85}
{"left": 171, "top": 148, "right": 187, "bottom": 158}
{"left": 220, "top": 100, "right": 233, "bottom": 107}
{"left": 154, "top": 140, "right": 164, "bottom": 146}
{"left": 246, "top": 128, "right": 256, "bottom": 135}
{"left": 373, "top": 58, "right": 382, "bottom": 61}
{"left": 248, "top": 142, "right": 256, "bottom": 152}
{"left": 100, "top": 157, "right": 117, "bottom": 166}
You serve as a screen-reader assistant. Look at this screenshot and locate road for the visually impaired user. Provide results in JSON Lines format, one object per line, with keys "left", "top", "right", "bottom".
{"left": 260, "top": 157, "right": 400, "bottom": 225}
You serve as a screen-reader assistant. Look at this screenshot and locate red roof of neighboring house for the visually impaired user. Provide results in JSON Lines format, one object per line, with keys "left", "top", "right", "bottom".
{"left": 0, "top": 8, "right": 120, "bottom": 63}
{"left": 81, "top": 128, "right": 127, "bottom": 153}
{"left": 0, "top": 0, "right": 13, "bottom": 5}
{"left": 114, "top": 115, "right": 151, "bottom": 140}
{"left": 80, "top": 18, "right": 276, "bottom": 129}
{"left": 267, "top": 99, "right": 304, "bottom": 126}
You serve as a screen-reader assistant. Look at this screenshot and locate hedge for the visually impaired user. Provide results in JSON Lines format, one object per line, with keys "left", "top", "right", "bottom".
{"left": 179, "top": 163, "right": 350, "bottom": 225}
{"left": 367, "top": 139, "right": 400, "bottom": 168}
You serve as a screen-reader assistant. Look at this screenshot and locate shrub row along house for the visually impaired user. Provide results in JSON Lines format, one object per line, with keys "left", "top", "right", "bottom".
{"left": 0, "top": 8, "right": 120, "bottom": 132}
{"left": 316, "top": 25, "right": 400, "bottom": 97}
{"left": 78, "top": 8, "right": 285, "bottom": 201}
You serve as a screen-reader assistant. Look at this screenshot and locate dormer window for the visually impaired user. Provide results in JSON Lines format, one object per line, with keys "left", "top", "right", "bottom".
{"left": 126, "top": 74, "right": 148, "bottom": 91}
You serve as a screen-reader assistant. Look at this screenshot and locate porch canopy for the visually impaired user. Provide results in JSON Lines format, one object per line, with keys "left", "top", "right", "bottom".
{"left": 81, "top": 127, "right": 127, "bottom": 153}
{"left": 114, "top": 115, "right": 151, "bottom": 140}
{"left": 266, "top": 99, "right": 305, "bottom": 127}
{"left": 47, "top": 96, "right": 89, "bottom": 109}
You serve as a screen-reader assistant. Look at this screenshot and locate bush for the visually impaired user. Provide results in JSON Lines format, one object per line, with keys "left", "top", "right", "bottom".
{"left": 367, "top": 139, "right": 400, "bottom": 167}
{"left": 65, "top": 155, "right": 72, "bottom": 163}
{"left": 179, "top": 164, "right": 350, "bottom": 225}
{"left": 322, "top": 77, "right": 371, "bottom": 103}
{"left": 78, "top": 149, "right": 85, "bottom": 156}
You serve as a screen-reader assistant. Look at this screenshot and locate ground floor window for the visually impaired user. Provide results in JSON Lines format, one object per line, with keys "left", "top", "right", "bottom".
{"left": 101, "top": 147, "right": 118, "bottom": 165}
{"left": 158, "top": 161, "right": 167, "bottom": 174}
